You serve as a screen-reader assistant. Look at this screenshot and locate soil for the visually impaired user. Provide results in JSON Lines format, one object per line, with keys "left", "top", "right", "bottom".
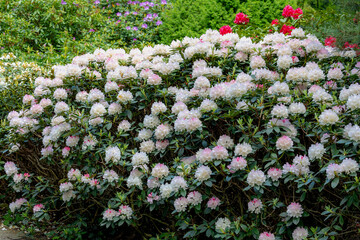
{"left": 0, "top": 223, "right": 29, "bottom": 240}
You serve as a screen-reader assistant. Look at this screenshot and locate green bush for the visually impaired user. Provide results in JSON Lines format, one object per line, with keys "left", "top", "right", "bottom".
{"left": 235, "top": 0, "right": 298, "bottom": 27}
{"left": 159, "top": 0, "right": 298, "bottom": 44}
{"left": 299, "top": 0, "right": 360, "bottom": 48}
{"left": 159, "top": 0, "right": 227, "bottom": 44}
{"left": 0, "top": 0, "right": 107, "bottom": 52}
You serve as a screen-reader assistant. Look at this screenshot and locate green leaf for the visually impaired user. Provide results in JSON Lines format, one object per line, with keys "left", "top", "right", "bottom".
{"left": 331, "top": 178, "right": 339, "bottom": 188}
{"left": 205, "top": 181, "right": 213, "bottom": 187}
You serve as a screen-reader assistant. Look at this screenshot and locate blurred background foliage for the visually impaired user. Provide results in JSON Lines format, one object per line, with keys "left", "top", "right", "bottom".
{"left": 0, "top": 0, "right": 358, "bottom": 67}
{"left": 298, "top": 0, "right": 360, "bottom": 48}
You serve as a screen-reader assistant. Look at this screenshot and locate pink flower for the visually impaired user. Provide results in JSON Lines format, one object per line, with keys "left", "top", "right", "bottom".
{"left": 291, "top": 56, "right": 299, "bottom": 63}
{"left": 33, "top": 204, "right": 44, "bottom": 213}
{"left": 259, "top": 232, "right": 275, "bottom": 240}
{"left": 234, "top": 12, "right": 249, "bottom": 25}
{"left": 287, "top": 202, "right": 303, "bottom": 218}
{"left": 207, "top": 196, "right": 221, "bottom": 209}
{"left": 147, "top": 192, "right": 160, "bottom": 204}
{"left": 267, "top": 168, "right": 282, "bottom": 181}
{"left": 219, "top": 25, "right": 232, "bottom": 35}
{"left": 276, "top": 135, "right": 293, "bottom": 151}
{"left": 24, "top": 173, "right": 30, "bottom": 180}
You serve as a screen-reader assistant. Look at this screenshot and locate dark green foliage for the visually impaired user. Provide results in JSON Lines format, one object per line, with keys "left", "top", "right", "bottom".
{"left": 159, "top": 0, "right": 297, "bottom": 44}
{"left": 235, "top": 0, "right": 297, "bottom": 27}
{"left": 299, "top": 0, "right": 360, "bottom": 47}
{"left": 159, "top": 0, "right": 228, "bottom": 44}
{"left": 0, "top": 0, "right": 107, "bottom": 52}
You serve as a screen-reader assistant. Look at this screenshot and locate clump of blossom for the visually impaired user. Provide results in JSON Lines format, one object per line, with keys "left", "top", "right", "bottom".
{"left": 103, "top": 209, "right": 119, "bottom": 221}
{"left": 276, "top": 135, "right": 294, "bottom": 151}
{"left": 33, "top": 204, "right": 44, "bottom": 213}
{"left": 140, "top": 140, "right": 155, "bottom": 153}
{"left": 156, "top": 140, "right": 169, "bottom": 150}
{"left": 234, "top": 143, "right": 252, "bottom": 157}
{"left": 187, "top": 191, "right": 202, "bottom": 206}
{"left": 215, "top": 217, "right": 231, "bottom": 233}
{"left": 267, "top": 168, "right": 282, "bottom": 181}
{"left": 170, "top": 176, "right": 188, "bottom": 192}
{"left": 67, "top": 168, "right": 81, "bottom": 181}
{"left": 228, "top": 157, "right": 247, "bottom": 172}
{"left": 66, "top": 136, "right": 80, "bottom": 147}
{"left": 289, "top": 102, "right": 306, "bottom": 114}
{"left": 154, "top": 124, "right": 171, "bottom": 140}
{"left": 217, "top": 135, "right": 234, "bottom": 149}
{"left": 195, "top": 165, "right": 212, "bottom": 182}
{"left": 4, "top": 161, "right": 18, "bottom": 176}
{"left": 292, "top": 227, "right": 308, "bottom": 240}
{"left": 119, "top": 205, "right": 133, "bottom": 219}
{"left": 259, "top": 232, "right": 275, "bottom": 240}
{"left": 247, "top": 169, "right": 266, "bottom": 187}
{"left": 325, "top": 36, "right": 336, "bottom": 47}
{"left": 248, "top": 198, "right": 263, "bottom": 214}
{"left": 326, "top": 163, "right": 342, "bottom": 179}
{"left": 340, "top": 158, "right": 359, "bottom": 174}
{"left": 103, "top": 170, "right": 119, "bottom": 183}
{"left": 282, "top": 5, "right": 303, "bottom": 19}
{"left": 211, "top": 145, "right": 229, "bottom": 160}
{"left": 196, "top": 148, "right": 213, "bottom": 163}
{"left": 131, "top": 152, "right": 149, "bottom": 166}
{"left": 308, "top": 143, "right": 325, "bottom": 160}
{"left": 287, "top": 202, "right": 303, "bottom": 218}
{"left": 318, "top": 109, "right": 339, "bottom": 125}
{"left": 118, "top": 120, "right": 131, "bottom": 132}
{"left": 138, "top": 129, "right": 153, "bottom": 140}
{"left": 174, "top": 197, "right": 188, "bottom": 212}
{"left": 283, "top": 155, "right": 310, "bottom": 176}
{"left": 160, "top": 183, "right": 173, "bottom": 198}
{"left": 207, "top": 196, "right": 221, "bottom": 210}
{"left": 219, "top": 25, "right": 232, "bottom": 35}
{"left": 9, "top": 198, "right": 27, "bottom": 213}
{"left": 151, "top": 163, "right": 169, "bottom": 179}
{"left": 271, "top": 104, "right": 288, "bottom": 118}
{"left": 105, "top": 146, "right": 121, "bottom": 163}
{"left": 151, "top": 102, "right": 167, "bottom": 115}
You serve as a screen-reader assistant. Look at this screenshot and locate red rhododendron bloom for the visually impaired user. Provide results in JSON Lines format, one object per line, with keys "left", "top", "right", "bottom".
{"left": 324, "top": 36, "right": 336, "bottom": 47}
{"left": 282, "top": 5, "right": 294, "bottom": 18}
{"left": 234, "top": 12, "right": 249, "bottom": 25}
{"left": 271, "top": 19, "right": 279, "bottom": 25}
{"left": 219, "top": 25, "right": 233, "bottom": 35}
{"left": 344, "top": 42, "right": 359, "bottom": 49}
{"left": 280, "top": 25, "right": 295, "bottom": 35}
{"left": 293, "top": 8, "right": 303, "bottom": 19}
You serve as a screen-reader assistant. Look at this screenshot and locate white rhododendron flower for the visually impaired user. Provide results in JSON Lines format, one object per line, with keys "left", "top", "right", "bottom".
{"left": 247, "top": 169, "right": 266, "bottom": 187}
{"left": 215, "top": 217, "right": 231, "bottom": 232}
{"left": 287, "top": 202, "right": 303, "bottom": 218}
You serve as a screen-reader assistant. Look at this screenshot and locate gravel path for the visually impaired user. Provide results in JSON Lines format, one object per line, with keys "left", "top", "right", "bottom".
{"left": 0, "top": 223, "right": 28, "bottom": 240}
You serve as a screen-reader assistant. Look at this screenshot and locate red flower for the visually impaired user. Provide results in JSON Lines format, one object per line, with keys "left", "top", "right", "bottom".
{"left": 344, "top": 42, "right": 359, "bottom": 49}
{"left": 293, "top": 8, "right": 303, "bottom": 19}
{"left": 282, "top": 5, "right": 294, "bottom": 18}
{"left": 280, "top": 25, "right": 295, "bottom": 35}
{"left": 234, "top": 12, "right": 249, "bottom": 25}
{"left": 271, "top": 19, "right": 279, "bottom": 25}
{"left": 324, "top": 36, "right": 336, "bottom": 47}
{"left": 282, "top": 5, "right": 303, "bottom": 19}
{"left": 219, "top": 25, "right": 233, "bottom": 35}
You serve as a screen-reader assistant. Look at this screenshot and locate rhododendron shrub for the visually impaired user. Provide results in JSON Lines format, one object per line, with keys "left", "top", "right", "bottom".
{"left": 2, "top": 19, "right": 360, "bottom": 240}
